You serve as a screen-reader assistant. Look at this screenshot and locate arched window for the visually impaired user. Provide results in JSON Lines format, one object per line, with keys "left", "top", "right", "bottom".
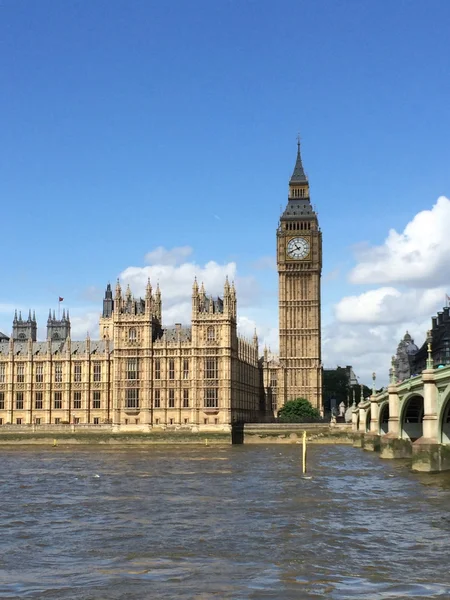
{"left": 129, "top": 328, "right": 136, "bottom": 342}
{"left": 207, "top": 326, "right": 215, "bottom": 341}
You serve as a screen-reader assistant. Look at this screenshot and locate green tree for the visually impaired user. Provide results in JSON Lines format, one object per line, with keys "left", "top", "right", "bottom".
{"left": 278, "top": 398, "right": 321, "bottom": 423}
{"left": 323, "top": 368, "right": 350, "bottom": 405}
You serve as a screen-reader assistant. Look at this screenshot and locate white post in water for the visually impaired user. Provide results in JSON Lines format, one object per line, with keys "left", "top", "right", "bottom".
{"left": 302, "top": 430, "right": 307, "bottom": 474}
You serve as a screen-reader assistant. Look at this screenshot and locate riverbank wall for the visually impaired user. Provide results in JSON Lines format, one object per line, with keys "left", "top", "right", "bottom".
{"left": 0, "top": 423, "right": 353, "bottom": 445}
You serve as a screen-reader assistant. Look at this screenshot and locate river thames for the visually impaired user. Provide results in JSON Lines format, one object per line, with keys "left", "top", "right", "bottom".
{"left": 1, "top": 444, "right": 450, "bottom": 599}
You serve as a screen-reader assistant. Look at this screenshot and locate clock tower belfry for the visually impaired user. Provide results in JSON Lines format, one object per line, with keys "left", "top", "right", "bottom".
{"left": 276, "top": 140, "right": 322, "bottom": 411}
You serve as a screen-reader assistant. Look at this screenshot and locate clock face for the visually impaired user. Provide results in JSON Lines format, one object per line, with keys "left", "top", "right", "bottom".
{"left": 287, "top": 237, "right": 310, "bottom": 259}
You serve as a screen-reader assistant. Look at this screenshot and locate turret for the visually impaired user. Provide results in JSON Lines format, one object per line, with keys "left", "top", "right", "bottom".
{"left": 103, "top": 283, "right": 114, "bottom": 318}
{"left": 192, "top": 277, "right": 199, "bottom": 316}
{"left": 155, "top": 283, "right": 162, "bottom": 321}
{"left": 47, "top": 308, "right": 71, "bottom": 341}
{"left": 223, "top": 276, "right": 230, "bottom": 313}
{"left": 230, "top": 281, "right": 237, "bottom": 318}
{"left": 12, "top": 308, "right": 37, "bottom": 342}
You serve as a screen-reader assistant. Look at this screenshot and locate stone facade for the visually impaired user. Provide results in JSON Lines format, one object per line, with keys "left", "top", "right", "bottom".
{"left": 411, "top": 307, "right": 450, "bottom": 373}
{"left": 0, "top": 278, "right": 261, "bottom": 430}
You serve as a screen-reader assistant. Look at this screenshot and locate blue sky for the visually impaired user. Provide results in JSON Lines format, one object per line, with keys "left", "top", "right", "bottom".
{"left": 2, "top": 1, "right": 450, "bottom": 383}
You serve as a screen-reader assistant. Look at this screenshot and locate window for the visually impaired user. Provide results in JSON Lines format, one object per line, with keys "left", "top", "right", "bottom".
{"left": 16, "top": 392, "right": 24, "bottom": 410}
{"left": 184, "top": 418, "right": 189, "bottom": 425}
{"left": 127, "top": 358, "right": 139, "bottom": 380}
{"left": 0, "top": 392, "right": 4, "bottom": 410}
{"left": 74, "top": 363, "right": 82, "bottom": 382}
{"left": 36, "top": 364, "right": 43, "bottom": 383}
{"left": 183, "top": 389, "right": 189, "bottom": 408}
{"left": 207, "top": 326, "right": 215, "bottom": 341}
{"left": 204, "top": 418, "right": 208, "bottom": 425}
{"left": 129, "top": 328, "right": 136, "bottom": 342}
{"left": 0, "top": 364, "right": 5, "bottom": 383}
{"left": 93, "top": 417, "right": 99, "bottom": 425}
{"left": 92, "top": 391, "right": 101, "bottom": 409}
{"left": 154, "top": 389, "right": 160, "bottom": 408}
{"left": 35, "top": 418, "right": 40, "bottom": 425}
{"left": 169, "top": 359, "right": 175, "bottom": 380}
{"left": 126, "top": 388, "right": 139, "bottom": 409}
{"left": 124, "top": 419, "right": 129, "bottom": 425}
{"left": 204, "top": 388, "right": 218, "bottom": 408}
{"left": 135, "top": 418, "right": 139, "bottom": 425}
{"left": 93, "top": 362, "right": 101, "bottom": 382}
{"left": 270, "top": 376, "right": 277, "bottom": 388}
{"left": 35, "top": 392, "right": 43, "bottom": 410}
{"left": 155, "top": 359, "right": 160, "bottom": 379}
{"left": 205, "top": 358, "right": 218, "bottom": 379}
{"left": 183, "top": 359, "right": 189, "bottom": 379}
{"left": 73, "top": 392, "right": 82, "bottom": 409}
{"left": 169, "top": 389, "right": 175, "bottom": 408}
{"left": 73, "top": 417, "right": 80, "bottom": 424}
{"left": 16, "top": 418, "right": 22, "bottom": 425}
{"left": 155, "top": 418, "right": 160, "bottom": 425}
{"left": 54, "top": 392, "right": 62, "bottom": 409}
{"left": 169, "top": 418, "right": 174, "bottom": 425}
{"left": 17, "top": 364, "right": 25, "bottom": 383}
{"left": 55, "top": 364, "right": 62, "bottom": 383}
{"left": 54, "top": 418, "right": 60, "bottom": 424}
{"left": 214, "top": 418, "right": 218, "bottom": 425}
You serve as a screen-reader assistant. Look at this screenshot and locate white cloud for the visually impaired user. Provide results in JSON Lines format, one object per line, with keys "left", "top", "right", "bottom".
{"left": 334, "top": 286, "right": 446, "bottom": 325}
{"left": 120, "top": 247, "right": 260, "bottom": 325}
{"left": 70, "top": 311, "right": 100, "bottom": 339}
{"left": 145, "top": 245, "right": 193, "bottom": 266}
{"left": 323, "top": 196, "right": 450, "bottom": 385}
{"left": 350, "top": 196, "right": 450, "bottom": 287}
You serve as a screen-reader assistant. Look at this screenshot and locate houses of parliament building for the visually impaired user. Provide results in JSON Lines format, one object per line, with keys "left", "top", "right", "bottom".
{"left": 0, "top": 144, "right": 322, "bottom": 428}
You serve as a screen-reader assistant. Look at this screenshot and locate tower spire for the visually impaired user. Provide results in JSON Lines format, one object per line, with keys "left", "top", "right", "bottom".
{"left": 290, "top": 136, "right": 308, "bottom": 184}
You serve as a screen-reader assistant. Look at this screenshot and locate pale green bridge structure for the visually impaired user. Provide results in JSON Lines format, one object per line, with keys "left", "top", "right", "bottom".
{"left": 352, "top": 353, "right": 450, "bottom": 472}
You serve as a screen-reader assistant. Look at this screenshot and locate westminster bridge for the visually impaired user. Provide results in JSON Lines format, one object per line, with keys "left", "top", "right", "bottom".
{"left": 352, "top": 353, "right": 450, "bottom": 472}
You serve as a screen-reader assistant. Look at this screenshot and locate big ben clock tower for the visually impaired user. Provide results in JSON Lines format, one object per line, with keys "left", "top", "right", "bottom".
{"left": 277, "top": 140, "right": 322, "bottom": 411}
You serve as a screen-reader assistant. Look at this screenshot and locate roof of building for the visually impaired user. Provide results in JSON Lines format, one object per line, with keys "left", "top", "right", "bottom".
{"left": 0, "top": 339, "right": 112, "bottom": 357}
{"left": 281, "top": 198, "right": 316, "bottom": 221}
{"left": 158, "top": 326, "right": 192, "bottom": 342}
{"left": 290, "top": 141, "right": 308, "bottom": 184}
{"left": 0, "top": 332, "right": 9, "bottom": 342}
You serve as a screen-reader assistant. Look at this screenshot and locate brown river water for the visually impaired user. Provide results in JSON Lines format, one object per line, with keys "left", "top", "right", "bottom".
{"left": 1, "top": 444, "right": 450, "bottom": 599}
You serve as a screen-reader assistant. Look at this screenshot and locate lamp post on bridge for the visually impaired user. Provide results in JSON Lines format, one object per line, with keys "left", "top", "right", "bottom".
{"left": 426, "top": 330, "right": 434, "bottom": 370}
{"left": 372, "top": 372, "right": 376, "bottom": 396}
{"left": 389, "top": 356, "right": 397, "bottom": 385}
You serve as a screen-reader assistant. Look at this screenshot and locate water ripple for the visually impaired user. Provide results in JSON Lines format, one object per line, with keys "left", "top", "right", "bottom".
{"left": 0, "top": 445, "right": 449, "bottom": 598}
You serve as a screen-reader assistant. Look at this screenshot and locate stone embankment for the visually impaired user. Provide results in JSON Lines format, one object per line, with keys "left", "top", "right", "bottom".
{"left": 0, "top": 423, "right": 353, "bottom": 446}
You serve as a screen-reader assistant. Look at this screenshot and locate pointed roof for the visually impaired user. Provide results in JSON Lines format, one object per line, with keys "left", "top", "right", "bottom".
{"left": 289, "top": 138, "right": 308, "bottom": 184}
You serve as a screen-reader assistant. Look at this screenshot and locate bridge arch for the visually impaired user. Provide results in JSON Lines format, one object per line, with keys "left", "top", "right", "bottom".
{"left": 400, "top": 393, "right": 424, "bottom": 441}
{"left": 439, "top": 392, "right": 450, "bottom": 444}
{"left": 365, "top": 407, "right": 371, "bottom": 433}
{"left": 379, "top": 401, "right": 389, "bottom": 435}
